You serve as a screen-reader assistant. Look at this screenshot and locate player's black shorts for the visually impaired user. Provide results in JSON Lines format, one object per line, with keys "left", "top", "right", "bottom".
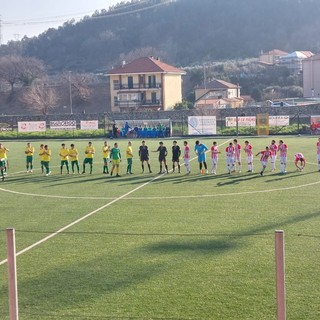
{"left": 172, "top": 157, "right": 179, "bottom": 162}
{"left": 140, "top": 156, "right": 149, "bottom": 161}
{"left": 159, "top": 157, "right": 166, "bottom": 162}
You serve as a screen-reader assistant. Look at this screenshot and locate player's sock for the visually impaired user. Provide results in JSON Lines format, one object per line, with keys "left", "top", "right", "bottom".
{"left": 238, "top": 165, "right": 242, "bottom": 172}
{"left": 204, "top": 162, "right": 207, "bottom": 170}
{"left": 178, "top": 164, "right": 181, "bottom": 173}
{"left": 148, "top": 164, "right": 152, "bottom": 173}
{"left": 90, "top": 165, "right": 93, "bottom": 174}
{"left": 173, "top": 164, "right": 175, "bottom": 172}
{"left": 141, "top": 164, "right": 144, "bottom": 172}
{"left": 165, "top": 165, "right": 168, "bottom": 173}
{"left": 159, "top": 164, "right": 162, "bottom": 173}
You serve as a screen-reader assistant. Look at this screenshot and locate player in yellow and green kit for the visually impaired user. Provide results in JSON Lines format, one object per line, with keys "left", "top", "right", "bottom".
{"left": 25, "top": 142, "right": 35, "bottom": 173}
{"left": 82, "top": 141, "right": 95, "bottom": 174}
{"left": 59, "top": 143, "right": 70, "bottom": 174}
{"left": 0, "top": 158, "right": 6, "bottom": 181}
{"left": 69, "top": 144, "right": 80, "bottom": 174}
{"left": 126, "top": 141, "right": 133, "bottom": 174}
{"left": 102, "top": 141, "right": 110, "bottom": 174}
{"left": 110, "top": 142, "right": 121, "bottom": 177}
{"left": 0, "top": 143, "right": 9, "bottom": 175}
{"left": 42, "top": 145, "right": 51, "bottom": 176}
{"left": 38, "top": 144, "right": 45, "bottom": 174}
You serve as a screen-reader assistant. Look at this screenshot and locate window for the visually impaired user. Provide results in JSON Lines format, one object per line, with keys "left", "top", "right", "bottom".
{"left": 113, "top": 80, "right": 120, "bottom": 90}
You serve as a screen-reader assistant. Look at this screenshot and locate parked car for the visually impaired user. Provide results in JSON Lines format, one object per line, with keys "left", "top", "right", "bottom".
{"left": 267, "top": 100, "right": 295, "bottom": 107}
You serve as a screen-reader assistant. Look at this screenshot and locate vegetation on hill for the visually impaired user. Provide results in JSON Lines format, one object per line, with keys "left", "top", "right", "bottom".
{"left": 1, "top": 0, "right": 320, "bottom": 72}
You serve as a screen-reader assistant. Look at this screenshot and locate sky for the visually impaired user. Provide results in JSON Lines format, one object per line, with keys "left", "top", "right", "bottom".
{"left": 1, "top": 0, "right": 120, "bottom": 44}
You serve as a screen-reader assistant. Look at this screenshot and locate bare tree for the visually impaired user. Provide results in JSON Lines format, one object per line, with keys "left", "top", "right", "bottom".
{"left": 0, "top": 55, "right": 21, "bottom": 91}
{"left": 18, "top": 57, "right": 46, "bottom": 86}
{"left": 0, "top": 55, "right": 46, "bottom": 91}
{"left": 61, "top": 71, "right": 91, "bottom": 103}
{"left": 21, "top": 84, "right": 58, "bottom": 115}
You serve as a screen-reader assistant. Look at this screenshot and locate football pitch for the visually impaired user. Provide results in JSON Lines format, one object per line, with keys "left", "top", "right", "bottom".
{"left": 0, "top": 136, "right": 319, "bottom": 320}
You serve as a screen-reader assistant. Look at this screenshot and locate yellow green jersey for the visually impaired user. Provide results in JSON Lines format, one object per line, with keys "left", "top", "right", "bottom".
{"left": 126, "top": 146, "right": 133, "bottom": 159}
{"left": 59, "top": 148, "right": 69, "bottom": 161}
{"left": 39, "top": 148, "right": 46, "bottom": 161}
{"left": 85, "top": 146, "right": 95, "bottom": 159}
{"left": 69, "top": 148, "right": 79, "bottom": 161}
{"left": 25, "top": 146, "right": 35, "bottom": 156}
{"left": 42, "top": 149, "right": 51, "bottom": 162}
{"left": 0, "top": 147, "right": 8, "bottom": 159}
{"left": 102, "top": 145, "right": 110, "bottom": 158}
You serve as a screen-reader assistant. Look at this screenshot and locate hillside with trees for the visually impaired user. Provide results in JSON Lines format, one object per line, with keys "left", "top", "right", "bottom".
{"left": 1, "top": 0, "right": 320, "bottom": 72}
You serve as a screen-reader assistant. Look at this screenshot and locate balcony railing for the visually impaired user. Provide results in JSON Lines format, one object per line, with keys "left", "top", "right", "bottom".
{"left": 115, "top": 99, "right": 161, "bottom": 107}
{"left": 114, "top": 83, "right": 162, "bottom": 90}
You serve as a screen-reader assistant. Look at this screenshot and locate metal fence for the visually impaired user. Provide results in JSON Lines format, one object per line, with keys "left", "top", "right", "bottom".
{"left": 0, "top": 105, "right": 320, "bottom": 139}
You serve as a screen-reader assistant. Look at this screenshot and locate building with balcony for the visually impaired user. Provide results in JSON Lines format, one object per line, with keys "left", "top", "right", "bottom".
{"left": 107, "top": 56, "right": 186, "bottom": 112}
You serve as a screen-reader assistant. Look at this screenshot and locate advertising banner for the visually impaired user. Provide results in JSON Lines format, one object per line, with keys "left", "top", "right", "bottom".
{"left": 80, "top": 120, "right": 99, "bottom": 130}
{"left": 50, "top": 120, "right": 76, "bottom": 130}
{"left": 269, "top": 116, "right": 290, "bottom": 126}
{"left": 188, "top": 116, "right": 216, "bottom": 135}
{"left": 18, "top": 121, "right": 46, "bottom": 132}
{"left": 226, "top": 116, "right": 256, "bottom": 127}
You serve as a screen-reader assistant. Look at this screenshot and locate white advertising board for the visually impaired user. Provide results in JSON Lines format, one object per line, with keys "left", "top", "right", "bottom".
{"left": 188, "top": 116, "right": 216, "bottom": 135}
{"left": 50, "top": 120, "right": 77, "bottom": 130}
{"left": 269, "top": 116, "right": 290, "bottom": 126}
{"left": 18, "top": 121, "right": 46, "bottom": 132}
{"left": 226, "top": 116, "right": 256, "bottom": 127}
{"left": 80, "top": 120, "right": 99, "bottom": 130}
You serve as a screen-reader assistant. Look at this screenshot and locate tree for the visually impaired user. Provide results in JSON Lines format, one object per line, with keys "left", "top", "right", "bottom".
{"left": 0, "top": 55, "right": 46, "bottom": 90}
{"left": 21, "top": 84, "right": 58, "bottom": 115}
{"left": 173, "top": 99, "right": 193, "bottom": 110}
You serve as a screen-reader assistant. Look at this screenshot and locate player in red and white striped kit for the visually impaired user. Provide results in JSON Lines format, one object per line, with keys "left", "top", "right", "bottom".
{"left": 256, "top": 146, "right": 272, "bottom": 176}
{"left": 269, "top": 139, "right": 278, "bottom": 172}
{"left": 294, "top": 153, "right": 306, "bottom": 171}
{"left": 210, "top": 141, "right": 221, "bottom": 175}
{"left": 233, "top": 139, "right": 242, "bottom": 173}
{"left": 183, "top": 141, "right": 191, "bottom": 174}
{"left": 225, "top": 142, "right": 235, "bottom": 174}
{"left": 244, "top": 140, "right": 253, "bottom": 172}
{"left": 317, "top": 137, "right": 320, "bottom": 171}
{"left": 277, "top": 140, "right": 288, "bottom": 174}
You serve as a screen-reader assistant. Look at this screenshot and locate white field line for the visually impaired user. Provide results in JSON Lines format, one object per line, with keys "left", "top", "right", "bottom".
{"left": 0, "top": 139, "right": 232, "bottom": 266}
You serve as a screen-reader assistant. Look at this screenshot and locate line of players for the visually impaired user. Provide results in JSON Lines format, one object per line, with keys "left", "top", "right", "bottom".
{"left": 0, "top": 137, "right": 319, "bottom": 180}
{"left": 196, "top": 138, "right": 320, "bottom": 176}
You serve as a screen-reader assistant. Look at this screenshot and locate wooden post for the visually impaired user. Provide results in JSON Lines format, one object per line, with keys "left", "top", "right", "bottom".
{"left": 7, "top": 228, "right": 19, "bottom": 320}
{"left": 275, "top": 230, "right": 286, "bottom": 320}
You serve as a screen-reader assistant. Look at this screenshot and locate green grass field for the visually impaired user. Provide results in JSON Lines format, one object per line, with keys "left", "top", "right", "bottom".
{"left": 0, "top": 136, "right": 319, "bottom": 320}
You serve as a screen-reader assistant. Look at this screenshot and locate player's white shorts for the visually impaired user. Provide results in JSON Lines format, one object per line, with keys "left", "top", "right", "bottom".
{"left": 261, "top": 161, "right": 267, "bottom": 167}
{"left": 246, "top": 155, "right": 253, "bottom": 164}
{"left": 226, "top": 157, "right": 234, "bottom": 165}
{"left": 234, "top": 155, "right": 241, "bottom": 163}
{"left": 280, "top": 156, "right": 287, "bottom": 163}
{"left": 271, "top": 155, "right": 277, "bottom": 162}
{"left": 211, "top": 158, "right": 218, "bottom": 165}
{"left": 184, "top": 158, "right": 190, "bottom": 166}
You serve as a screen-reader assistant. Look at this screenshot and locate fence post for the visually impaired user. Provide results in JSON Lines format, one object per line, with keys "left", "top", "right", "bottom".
{"left": 275, "top": 230, "right": 286, "bottom": 320}
{"left": 7, "top": 228, "right": 19, "bottom": 320}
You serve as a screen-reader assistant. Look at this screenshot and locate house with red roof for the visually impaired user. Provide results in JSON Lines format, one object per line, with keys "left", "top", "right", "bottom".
{"left": 107, "top": 56, "right": 186, "bottom": 112}
{"left": 259, "top": 49, "right": 288, "bottom": 65}
{"left": 194, "top": 79, "right": 244, "bottom": 109}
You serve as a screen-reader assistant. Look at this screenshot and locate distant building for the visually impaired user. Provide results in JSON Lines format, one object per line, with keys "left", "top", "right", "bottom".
{"left": 259, "top": 49, "right": 288, "bottom": 65}
{"left": 279, "top": 51, "right": 314, "bottom": 74}
{"left": 107, "top": 56, "right": 186, "bottom": 112}
{"left": 302, "top": 54, "right": 320, "bottom": 98}
{"left": 194, "top": 79, "right": 243, "bottom": 109}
